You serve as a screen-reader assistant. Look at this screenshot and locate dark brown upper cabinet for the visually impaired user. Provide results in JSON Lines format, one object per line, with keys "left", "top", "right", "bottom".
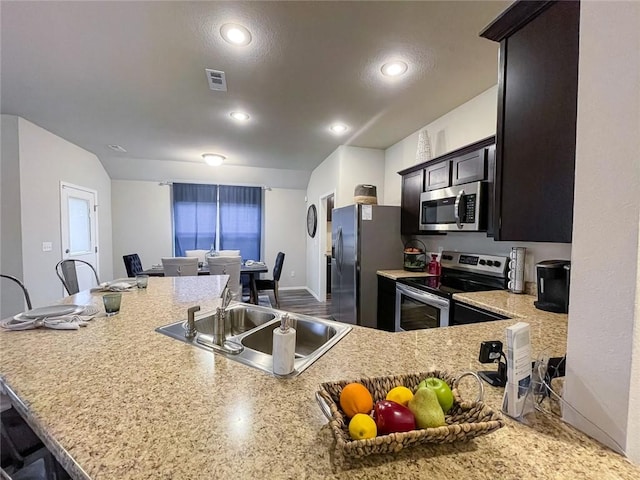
{"left": 400, "top": 169, "right": 424, "bottom": 235}
{"left": 481, "top": 0, "right": 579, "bottom": 243}
{"left": 398, "top": 136, "right": 495, "bottom": 236}
{"left": 452, "top": 149, "right": 487, "bottom": 186}
{"left": 424, "top": 161, "right": 451, "bottom": 191}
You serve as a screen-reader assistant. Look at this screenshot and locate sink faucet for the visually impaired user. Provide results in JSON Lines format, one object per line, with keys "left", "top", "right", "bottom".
{"left": 213, "top": 286, "right": 233, "bottom": 346}
{"left": 221, "top": 286, "right": 233, "bottom": 309}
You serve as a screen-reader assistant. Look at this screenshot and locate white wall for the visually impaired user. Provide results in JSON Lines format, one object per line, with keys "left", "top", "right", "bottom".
{"left": 564, "top": 1, "right": 640, "bottom": 461}
{"left": 263, "top": 188, "right": 307, "bottom": 288}
{"left": 110, "top": 181, "right": 307, "bottom": 288}
{"left": 305, "top": 146, "right": 386, "bottom": 298}
{"left": 111, "top": 181, "right": 173, "bottom": 278}
{"left": 107, "top": 156, "right": 310, "bottom": 190}
{"left": 1, "top": 116, "right": 25, "bottom": 317}
{"left": 1, "top": 116, "right": 113, "bottom": 309}
{"left": 336, "top": 146, "right": 386, "bottom": 208}
{"left": 384, "top": 86, "right": 498, "bottom": 206}
{"left": 306, "top": 148, "right": 341, "bottom": 299}
{"left": 415, "top": 233, "right": 571, "bottom": 284}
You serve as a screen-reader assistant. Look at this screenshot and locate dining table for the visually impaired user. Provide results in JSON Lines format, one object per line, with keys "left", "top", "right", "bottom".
{"left": 140, "top": 262, "right": 268, "bottom": 304}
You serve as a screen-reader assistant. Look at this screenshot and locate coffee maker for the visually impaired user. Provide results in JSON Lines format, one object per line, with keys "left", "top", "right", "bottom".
{"left": 534, "top": 260, "right": 571, "bottom": 313}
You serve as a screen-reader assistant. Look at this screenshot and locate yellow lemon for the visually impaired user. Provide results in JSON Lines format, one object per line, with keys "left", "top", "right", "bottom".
{"left": 348, "top": 413, "right": 377, "bottom": 440}
{"left": 385, "top": 386, "right": 414, "bottom": 407}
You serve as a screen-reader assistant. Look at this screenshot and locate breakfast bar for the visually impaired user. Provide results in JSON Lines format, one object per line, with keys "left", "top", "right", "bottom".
{"left": 1, "top": 277, "right": 638, "bottom": 479}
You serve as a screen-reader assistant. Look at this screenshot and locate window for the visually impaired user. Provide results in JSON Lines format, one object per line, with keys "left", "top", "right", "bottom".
{"left": 172, "top": 183, "right": 262, "bottom": 260}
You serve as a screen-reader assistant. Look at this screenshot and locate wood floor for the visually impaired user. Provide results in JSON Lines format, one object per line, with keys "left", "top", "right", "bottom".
{"left": 264, "top": 289, "right": 333, "bottom": 319}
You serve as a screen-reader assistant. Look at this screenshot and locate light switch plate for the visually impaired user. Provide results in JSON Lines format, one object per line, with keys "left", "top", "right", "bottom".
{"left": 42, "top": 242, "right": 53, "bottom": 252}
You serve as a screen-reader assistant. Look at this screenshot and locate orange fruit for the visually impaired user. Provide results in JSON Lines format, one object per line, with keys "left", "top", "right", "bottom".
{"left": 339, "top": 383, "right": 374, "bottom": 418}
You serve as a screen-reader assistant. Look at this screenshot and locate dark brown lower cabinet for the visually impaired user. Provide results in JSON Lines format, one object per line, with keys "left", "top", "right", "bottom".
{"left": 377, "top": 275, "right": 396, "bottom": 332}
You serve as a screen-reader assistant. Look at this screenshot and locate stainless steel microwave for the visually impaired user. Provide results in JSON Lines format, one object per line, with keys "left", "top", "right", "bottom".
{"left": 419, "top": 181, "right": 486, "bottom": 232}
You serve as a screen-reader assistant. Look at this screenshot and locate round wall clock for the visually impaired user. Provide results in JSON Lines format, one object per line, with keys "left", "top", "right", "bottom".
{"left": 307, "top": 204, "right": 317, "bottom": 238}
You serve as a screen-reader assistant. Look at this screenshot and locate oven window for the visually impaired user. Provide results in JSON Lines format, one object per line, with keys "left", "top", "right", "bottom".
{"left": 398, "top": 295, "right": 441, "bottom": 330}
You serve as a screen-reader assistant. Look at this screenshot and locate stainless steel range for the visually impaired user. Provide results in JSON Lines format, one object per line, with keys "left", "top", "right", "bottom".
{"left": 394, "top": 251, "right": 509, "bottom": 331}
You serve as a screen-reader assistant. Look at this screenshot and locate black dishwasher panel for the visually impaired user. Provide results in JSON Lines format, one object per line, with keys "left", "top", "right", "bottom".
{"left": 452, "top": 301, "right": 509, "bottom": 325}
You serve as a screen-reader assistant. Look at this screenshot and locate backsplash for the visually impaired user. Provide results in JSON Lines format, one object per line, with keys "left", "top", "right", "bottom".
{"left": 414, "top": 232, "right": 572, "bottom": 283}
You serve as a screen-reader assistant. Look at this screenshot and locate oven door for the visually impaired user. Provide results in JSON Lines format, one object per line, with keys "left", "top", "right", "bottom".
{"left": 394, "top": 283, "right": 450, "bottom": 331}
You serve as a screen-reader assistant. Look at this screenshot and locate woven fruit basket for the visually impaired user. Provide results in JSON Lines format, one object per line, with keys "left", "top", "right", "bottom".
{"left": 316, "top": 369, "right": 504, "bottom": 459}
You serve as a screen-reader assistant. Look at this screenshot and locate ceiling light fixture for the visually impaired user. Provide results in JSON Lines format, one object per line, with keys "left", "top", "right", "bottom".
{"left": 381, "top": 61, "right": 408, "bottom": 77}
{"left": 107, "top": 144, "right": 127, "bottom": 153}
{"left": 202, "top": 153, "right": 226, "bottom": 166}
{"left": 230, "top": 111, "right": 250, "bottom": 122}
{"left": 329, "top": 123, "right": 348, "bottom": 135}
{"left": 220, "top": 23, "right": 252, "bottom": 46}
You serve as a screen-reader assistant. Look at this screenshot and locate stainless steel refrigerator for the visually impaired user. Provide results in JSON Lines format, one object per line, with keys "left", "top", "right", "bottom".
{"left": 331, "top": 204, "right": 404, "bottom": 328}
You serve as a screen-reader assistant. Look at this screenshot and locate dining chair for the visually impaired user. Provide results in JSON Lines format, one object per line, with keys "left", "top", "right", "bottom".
{"left": 122, "top": 253, "right": 144, "bottom": 278}
{"left": 207, "top": 256, "right": 242, "bottom": 299}
{"left": 161, "top": 257, "right": 199, "bottom": 277}
{"left": 217, "top": 250, "right": 241, "bottom": 257}
{"left": 255, "top": 252, "right": 285, "bottom": 308}
{"left": 55, "top": 259, "right": 101, "bottom": 295}
{"left": 0, "top": 274, "right": 32, "bottom": 311}
{"left": 185, "top": 250, "right": 209, "bottom": 264}
{"left": 1, "top": 407, "right": 58, "bottom": 480}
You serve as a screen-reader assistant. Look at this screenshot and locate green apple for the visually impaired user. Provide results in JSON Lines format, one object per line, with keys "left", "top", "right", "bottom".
{"left": 417, "top": 377, "right": 454, "bottom": 413}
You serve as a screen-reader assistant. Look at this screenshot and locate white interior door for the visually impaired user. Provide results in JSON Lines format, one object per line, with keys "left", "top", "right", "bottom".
{"left": 60, "top": 182, "right": 99, "bottom": 292}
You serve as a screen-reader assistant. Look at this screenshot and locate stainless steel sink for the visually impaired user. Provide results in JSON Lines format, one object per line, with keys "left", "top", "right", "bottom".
{"left": 156, "top": 303, "right": 351, "bottom": 377}
{"left": 241, "top": 317, "right": 338, "bottom": 357}
{"left": 192, "top": 306, "right": 277, "bottom": 337}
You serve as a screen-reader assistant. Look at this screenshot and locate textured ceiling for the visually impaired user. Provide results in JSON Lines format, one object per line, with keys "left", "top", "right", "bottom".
{"left": 1, "top": 1, "right": 508, "bottom": 181}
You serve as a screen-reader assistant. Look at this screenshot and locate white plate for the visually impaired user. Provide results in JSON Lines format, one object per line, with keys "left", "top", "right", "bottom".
{"left": 15, "top": 304, "right": 83, "bottom": 320}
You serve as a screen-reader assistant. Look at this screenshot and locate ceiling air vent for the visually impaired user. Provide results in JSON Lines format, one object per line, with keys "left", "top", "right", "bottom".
{"left": 205, "top": 69, "right": 227, "bottom": 92}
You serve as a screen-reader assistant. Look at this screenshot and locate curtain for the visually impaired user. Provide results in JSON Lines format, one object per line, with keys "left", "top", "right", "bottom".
{"left": 218, "top": 185, "right": 262, "bottom": 261}
{"left": 172, "top": 183, "right": 218, "bottom": 256}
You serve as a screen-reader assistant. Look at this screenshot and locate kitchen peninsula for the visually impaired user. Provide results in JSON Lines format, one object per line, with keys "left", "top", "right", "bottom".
{"left": 1, "top": 277, "right": 638, "bottom": 479}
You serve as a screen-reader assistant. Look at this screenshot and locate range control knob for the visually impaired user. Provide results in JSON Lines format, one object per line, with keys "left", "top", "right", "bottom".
{"left": 486, "top": 260, "right": 494, "bottom": 267}
{"left": 479, "top": 259, "right": 486, "bottom": 265}
{"left": 494, "top": 261, "right": 502, "bottom": 267}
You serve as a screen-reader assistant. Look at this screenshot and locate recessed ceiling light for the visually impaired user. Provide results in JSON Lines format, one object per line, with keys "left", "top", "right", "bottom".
{"left": 381, "top": 61, "right": 408, "bottom": 77}
{"left": 220, "top": 23, "right": 252, "bottom": 46}
{"left": 230, "top": 111, "right": 250, "bottom": 122}
{"left": 329, "top": 123, "right": 348, "bottom": 135}
{"left": 202, "top": 153, "right": 225, "bottom": 166}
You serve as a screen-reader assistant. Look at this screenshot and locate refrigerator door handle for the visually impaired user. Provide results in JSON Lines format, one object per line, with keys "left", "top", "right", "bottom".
{"left": 337, "top": 227, "right": 343, "bottom": 273}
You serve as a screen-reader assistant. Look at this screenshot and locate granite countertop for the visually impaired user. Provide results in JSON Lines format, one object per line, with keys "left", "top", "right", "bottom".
{"left": 1, "top": 277, "right": 639, "bottom": 479}
{"left": 377, "top": 269, "right": 436, "bottom": 280}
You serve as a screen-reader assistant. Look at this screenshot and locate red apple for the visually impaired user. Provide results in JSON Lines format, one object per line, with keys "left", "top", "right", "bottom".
{"left": 373, "top": 400, "right": 416, "bottom": 434}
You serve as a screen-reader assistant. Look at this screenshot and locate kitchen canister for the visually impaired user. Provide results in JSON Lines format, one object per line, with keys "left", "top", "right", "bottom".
{"left": 354, "top": 184, "right": 377, "bottom": 205}
{"left": 508, "top": 247, "right": 526, "bottom": 294}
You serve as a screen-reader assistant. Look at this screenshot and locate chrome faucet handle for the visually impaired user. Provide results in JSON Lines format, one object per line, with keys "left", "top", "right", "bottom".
{"left": 221, "top": 286, "right": 233, "bottom": 309}
{"left": 185, "top": 305, "right": 200, "bottom": 340}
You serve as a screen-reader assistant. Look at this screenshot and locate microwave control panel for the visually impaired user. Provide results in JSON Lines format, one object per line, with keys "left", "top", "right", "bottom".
{"left": 463, "top": 194, "right": 476, "bottom": 223}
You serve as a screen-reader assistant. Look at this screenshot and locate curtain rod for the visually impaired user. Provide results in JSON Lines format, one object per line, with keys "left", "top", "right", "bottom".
{"left": 158, "top": 181, "right": 271, "bottom": 190}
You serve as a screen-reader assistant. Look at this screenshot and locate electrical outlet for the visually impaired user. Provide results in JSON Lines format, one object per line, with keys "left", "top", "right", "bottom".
{"left": 42, "top": 242, "right": 53, "bottom": 252}
{"left": 290, "top": 270, "right": 295, "bottom": 277}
